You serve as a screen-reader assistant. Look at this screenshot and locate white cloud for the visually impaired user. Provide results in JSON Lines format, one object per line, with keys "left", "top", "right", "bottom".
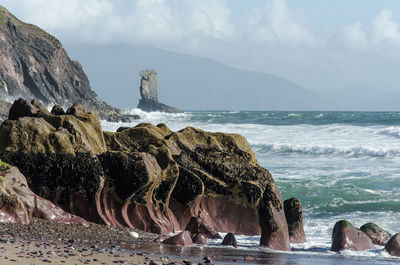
{"left": 2, "top": 0, "right": 400, "bottom": 92}
{"left": 335, "top": 23, "right": 368, "bottom": 52}
{"left": 244, "top": 0, "right": 315, "bottom": 46}
{"left": 0, "top": 0, "right": 235, "bottom": 46}
{"left": 2, "top": 0, "right": 113, "bottom": 30}
{"left": 335, "top": 9, "right": 400, "bottom": 56}
{"left": 370, "top": 9, "right": 400, "bottom": 52}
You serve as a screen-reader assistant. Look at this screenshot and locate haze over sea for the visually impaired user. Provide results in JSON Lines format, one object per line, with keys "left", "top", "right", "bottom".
{"left": 102, "top": 110, "right": 400, "bottom": 264}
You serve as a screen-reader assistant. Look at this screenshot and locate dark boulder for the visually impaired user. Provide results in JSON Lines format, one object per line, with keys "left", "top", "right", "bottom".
{"left": 360, "top": 223, "right": 391, "bottom": 246}
{"left": 192, "top": 233, "right": 207, "bottom": 245}
{"left": 8, "top": 98, "right": 42, "bottom": 120}
{"left": 284, "top": 197, "right": 306, "bottom": 243}
{"left": 331, "top": 220, "right": 374, "bottom": 252}
{"left": 221, "top": 233, "right": 238, "bottom": 248}
{"left": 162, "top": 231, "right": 193, "bottom": 246}
{"left": 51, "top": 105, "right": 65, "bottom": 115}
{"left": 385, "top": 233, "right": 400, "bottom": 257}
{"left": 185, "top": 216, "right": 216, "bottom": 238}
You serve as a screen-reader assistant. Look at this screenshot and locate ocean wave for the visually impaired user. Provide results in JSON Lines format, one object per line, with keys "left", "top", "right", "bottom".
{"left": 379, "top": 126, "right": 400, "bottom": 139}
{"left": 253, "top": 143, "right": 400, "bottom": 158}
{"left": 287, "top": 113, "right": 302, "bottom": 118}
{"left": 125, "top": 108, "right": 191, "bottom": 121}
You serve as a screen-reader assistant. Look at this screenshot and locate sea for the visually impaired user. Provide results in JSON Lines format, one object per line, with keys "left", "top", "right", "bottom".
{"left": 101, "top": 109, "right": 400, "bottom": 264}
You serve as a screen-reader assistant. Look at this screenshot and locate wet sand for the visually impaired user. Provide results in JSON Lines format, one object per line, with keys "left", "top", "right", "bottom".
{"left": 0, "top": 218, "right": 399, "bottom": 265}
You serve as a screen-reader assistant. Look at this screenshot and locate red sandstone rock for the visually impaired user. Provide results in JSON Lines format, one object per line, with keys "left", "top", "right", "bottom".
{"left": 259, "top": 184, "right": 290, "bottom": 251}
{"left": 385, "top": 233, "right": 400, "bottom": 257}
{"left": 284, "top": 197, "right": 306, "bottom": 243}
{"left": 0, "top": 166, "right": 88, "bottom": 226}
{"left": 1, "top": 104, "right": 290, "bottom": 250}
{"left": 331, "top": 220, "right": 374, "bottom": 252}
{"left": 192, "top": 233, "right": 207, "bottom": 245}
{"left": 162, "top": 231, "right": 193, "bottom": 246}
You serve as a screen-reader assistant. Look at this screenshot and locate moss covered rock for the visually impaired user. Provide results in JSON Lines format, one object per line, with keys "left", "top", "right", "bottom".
{"left": 331, "top": 220, "right": 374, "bottom": 252}
{"left": 0, "top": 101, "right": 290, "bottom": 250}
{"left": 360, "top": 223, "right": 391, "bottom": 246}
{"left": 0, "top": 99, "right": 106, "bottom": 155}
{"left": 101, "top": 123, "right": 289, "bottom": 250}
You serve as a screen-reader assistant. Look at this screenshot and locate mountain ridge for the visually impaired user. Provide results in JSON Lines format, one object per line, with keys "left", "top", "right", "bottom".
{"left": 65, "top": 43, "right": 323, "bottom": 111}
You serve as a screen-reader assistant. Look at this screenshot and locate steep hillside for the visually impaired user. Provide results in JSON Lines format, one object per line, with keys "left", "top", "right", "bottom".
{"left": 0, "top": 6, "right": 122, "bottom": 119}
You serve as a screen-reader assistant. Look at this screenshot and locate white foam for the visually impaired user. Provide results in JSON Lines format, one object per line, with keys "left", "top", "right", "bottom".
{"left": 288, "top": 113, "right": 302, "bottom": 118}
{"left": 379, "top": 126, "right": 400, "bottom": 139}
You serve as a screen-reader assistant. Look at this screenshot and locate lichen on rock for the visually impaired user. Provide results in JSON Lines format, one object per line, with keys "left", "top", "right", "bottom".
{"left": 0, "top": 99, "right": 291, "bottom": 250}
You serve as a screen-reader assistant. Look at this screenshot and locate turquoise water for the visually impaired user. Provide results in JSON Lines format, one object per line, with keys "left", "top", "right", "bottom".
{"left": 102, "top": 109, "right": 400, "bottom": 261}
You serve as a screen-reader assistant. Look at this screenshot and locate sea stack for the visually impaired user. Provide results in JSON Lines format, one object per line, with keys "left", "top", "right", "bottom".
{"left": 137, "top": 69, "right": 180, "bottom": 113}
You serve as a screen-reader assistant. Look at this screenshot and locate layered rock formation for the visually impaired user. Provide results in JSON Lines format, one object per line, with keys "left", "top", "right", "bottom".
{"left": 137, "top": 70, "right": 180, "bottom": 113}
{"left": 0, "top": 98, "right": 290, "bottom": 250}
{"left": 0, "top": 161, "right": 88, "bottom": 226}
{"left": 0, "top": 6, "right": 135, "bottom": 121}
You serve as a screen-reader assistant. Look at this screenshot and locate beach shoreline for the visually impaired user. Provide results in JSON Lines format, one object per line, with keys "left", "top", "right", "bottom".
{"left": 0, "top": 218, "right": 399, "bottom": 265}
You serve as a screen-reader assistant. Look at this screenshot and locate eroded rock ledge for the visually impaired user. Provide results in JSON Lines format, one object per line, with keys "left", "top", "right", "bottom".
{"left": 0, "top": 98, "right": 290, "bottom": 250}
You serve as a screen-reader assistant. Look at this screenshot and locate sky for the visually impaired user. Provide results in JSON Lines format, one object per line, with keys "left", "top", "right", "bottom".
{"left": 1, "top": 0, "right": 400, "bottom": 92}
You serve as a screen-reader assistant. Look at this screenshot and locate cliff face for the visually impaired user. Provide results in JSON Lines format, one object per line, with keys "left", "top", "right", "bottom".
{"left": 0, "top": 6, "right": 121, "bottom": 119}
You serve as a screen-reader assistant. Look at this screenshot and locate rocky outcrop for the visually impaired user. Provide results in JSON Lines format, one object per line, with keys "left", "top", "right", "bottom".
{"left": 331, "top": 220, "right": 374, "bottom": 252}
{"left": 0, "top": 162, "right": 88, "bottom": 226}
{"left": 137, "top": 70, "right": 180, "bottom": 113}
{"left": 1, "top": 98, "right": 106, "bottom": 155}
{"left": 284, "top": 197, "right": 306, "bottom": 243}
{"left": 360, "top": 223, "right": 391, "bottom": 246}
{"left": 0, "top": 99, "right": 290, "bottom": 250}
{"left": 162, "top": 231, "right": 193, "bottom": 246}
{"left": 385, "top": 233, "right": 400, "bottom": 257}
{"left": 221, "top": 233, "right": 238, "bottom": 248}
{"left": 0, "top": 6, "right": 136, "bottom": 121}
{"left": 259, "top": 184, "right": 290, "bottom": 250}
